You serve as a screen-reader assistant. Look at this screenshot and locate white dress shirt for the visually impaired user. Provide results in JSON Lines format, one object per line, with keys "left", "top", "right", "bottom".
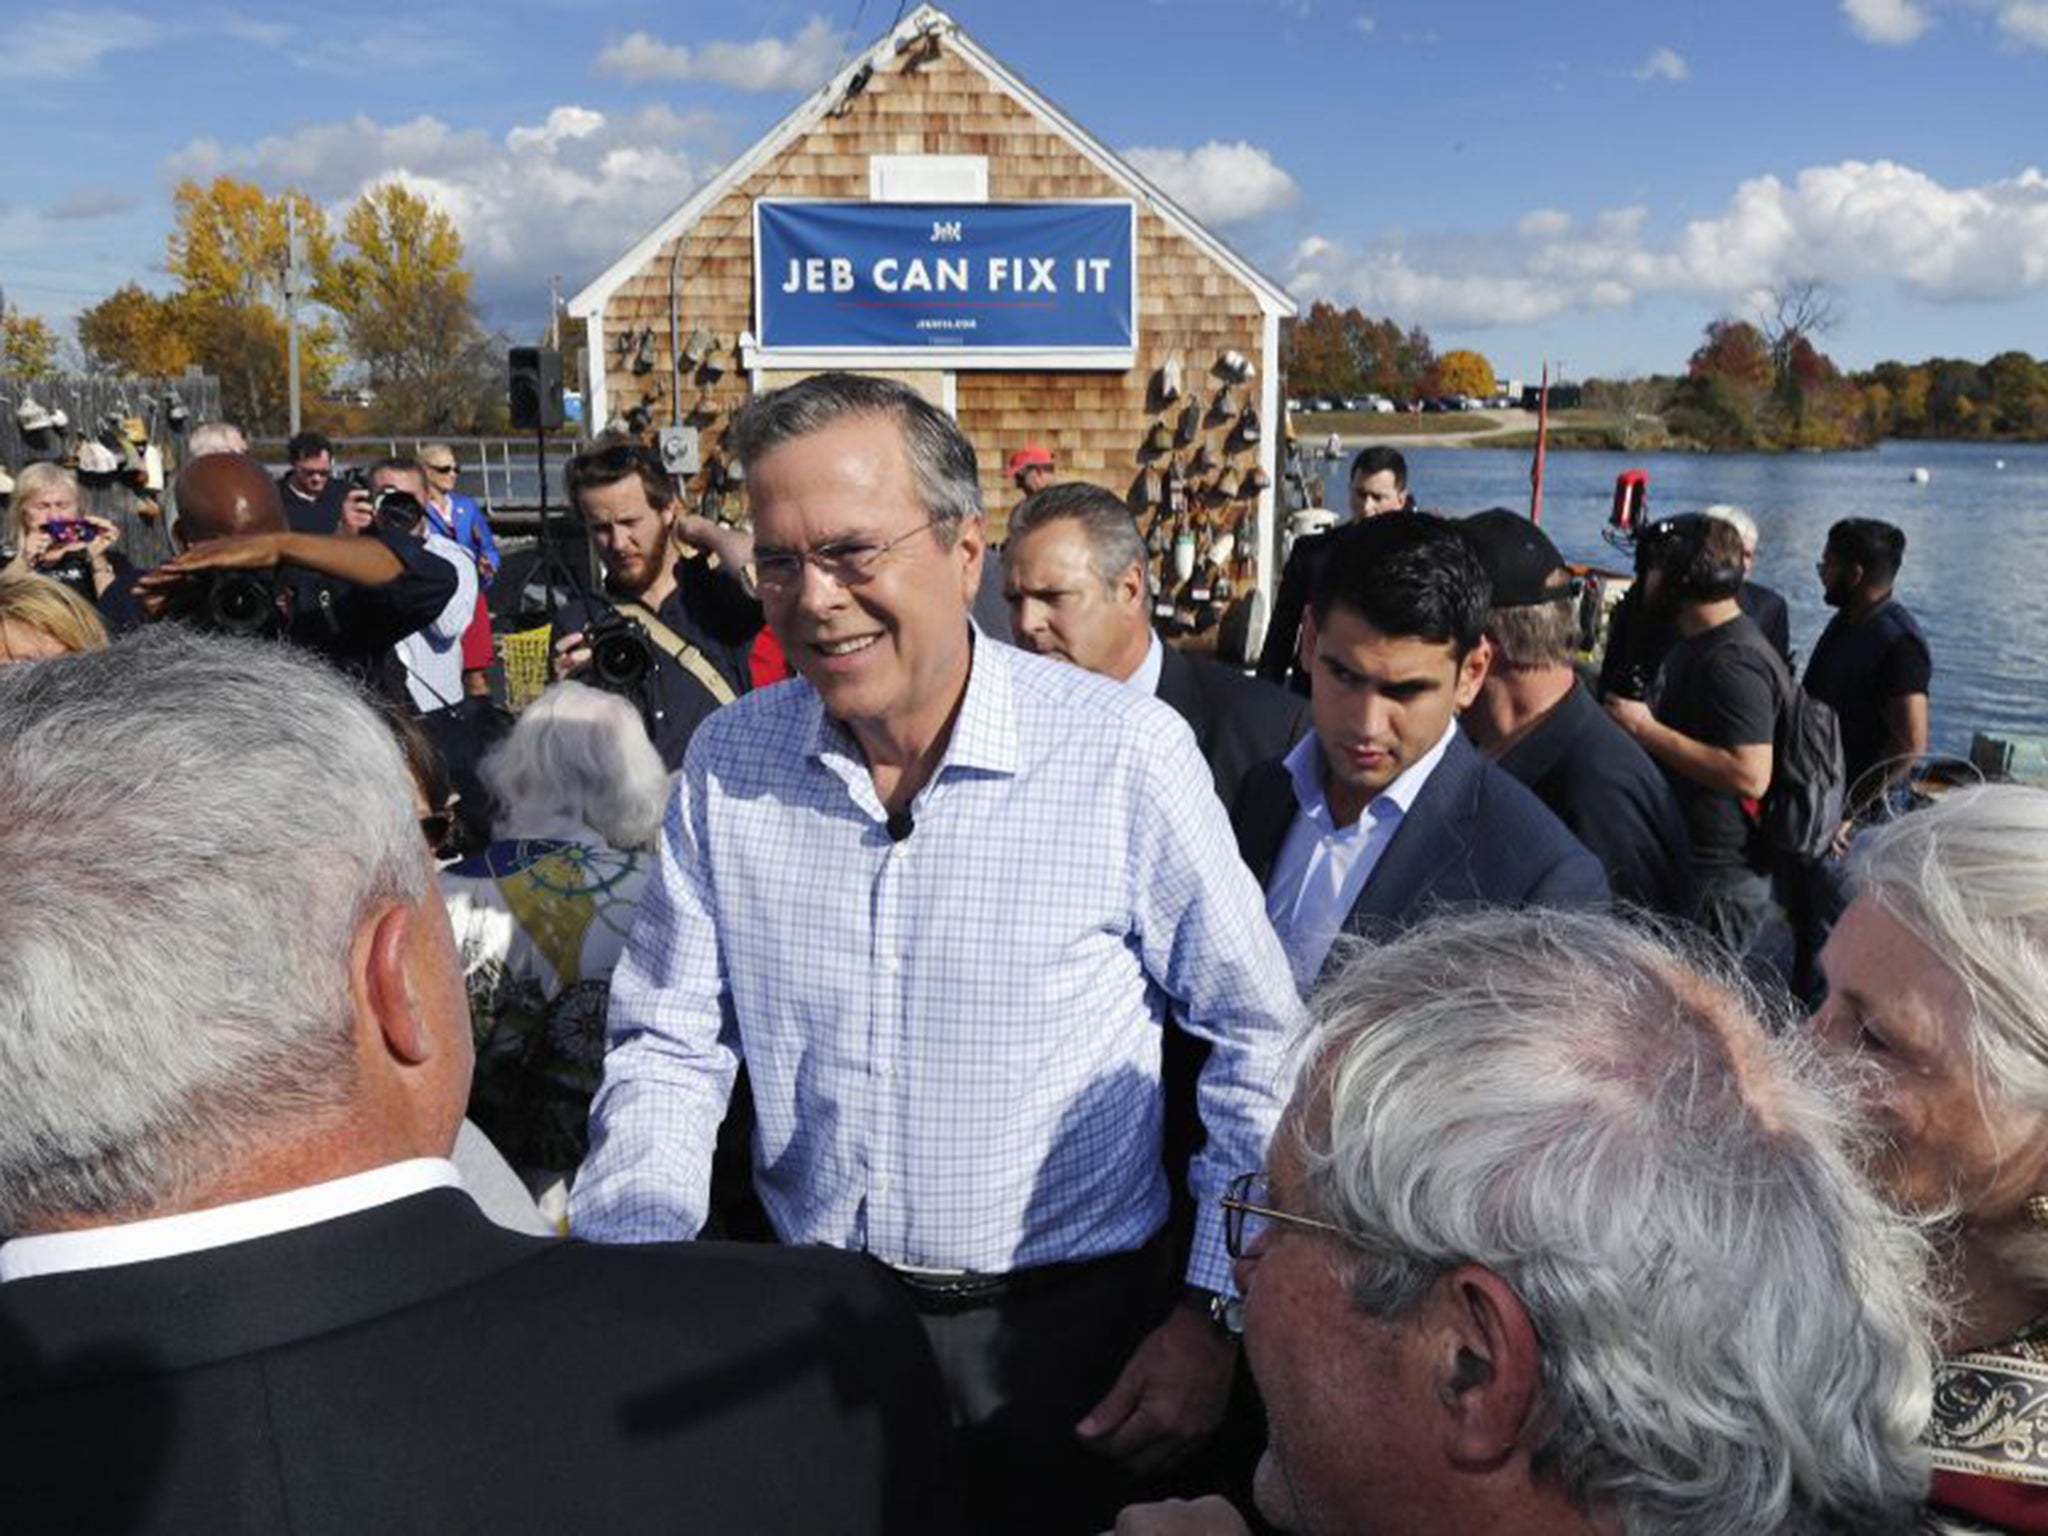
{"left": 1125, "top": 631, "right": 1166, "bottom": 696}
{"left": 395, "top": 531, "right": 477, "bottom": 712}
{"left": 0, "top": 1159, "right": 462, "bottom": 1283}
{"left": 1265, "top": 719, "right": 1458, "bottom": 990}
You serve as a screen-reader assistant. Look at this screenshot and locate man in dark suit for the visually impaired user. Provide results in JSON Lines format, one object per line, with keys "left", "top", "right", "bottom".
{"left": 1003, "top": 480, "right": 1305, "bottom": 808}
{"left": 1459, "top": 509, "right": 1692, "bottom": 918}
{"left": 1233, "top": 513, "right": 1607, "bottom": 987}
{"left": 0, "top": 628, "right": 948, "bottom": 1536}
{"left": 1255, "top": 444, "right": 1412, "bottom": 694}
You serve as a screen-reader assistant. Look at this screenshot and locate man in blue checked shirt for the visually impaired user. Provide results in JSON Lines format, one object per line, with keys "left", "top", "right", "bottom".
{"left": 572, "top": 372, "right": 1306, "bottom": 1531}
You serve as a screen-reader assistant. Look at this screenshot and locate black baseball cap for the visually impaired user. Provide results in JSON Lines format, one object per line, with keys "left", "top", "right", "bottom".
{"left": 1462, "top": 509, "right": 1572, "bottom": 607}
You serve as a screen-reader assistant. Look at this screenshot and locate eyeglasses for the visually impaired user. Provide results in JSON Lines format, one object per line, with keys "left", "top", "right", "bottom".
{"left": 754, "top": 517, "right": 941, "bottom": 594}
{"left": 418, "top": 811, "right": 455, "bottom": 853}
{"left": 1220, "top": 1170, "right": 1348, "bottom": 1260}
{"left": 425, "top": 462, "right": 458, "bottom": 475}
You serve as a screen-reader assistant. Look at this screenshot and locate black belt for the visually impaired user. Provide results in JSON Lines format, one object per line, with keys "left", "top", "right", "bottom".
{"left": 885, "top": 1232, "right": 1168, "bottom": 1317}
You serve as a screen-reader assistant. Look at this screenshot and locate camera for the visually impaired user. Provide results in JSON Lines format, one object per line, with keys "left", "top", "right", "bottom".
{"left": 163, "top": 569, "right": 284, "bottom": 640}
{"left": 371, "top": 486, "right": 426, "bottom": 537}
{"left": 583, "top": 607, "right": 656, "bottom": 693}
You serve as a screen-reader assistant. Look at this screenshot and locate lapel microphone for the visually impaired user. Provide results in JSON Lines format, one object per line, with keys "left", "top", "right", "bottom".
{"left": 886, "top": 809, "right": 915, "bottom": 844}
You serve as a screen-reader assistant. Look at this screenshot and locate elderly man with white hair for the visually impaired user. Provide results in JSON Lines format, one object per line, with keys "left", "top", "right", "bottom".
{"left": 0, "top": 629, "right": 950, "bottom": 1534}
{"left": 1702, "top": 502, "right": 1792, "bottom": 663}
{"left": 1113, "top": 907, "right": 1938, "bottom": 1535}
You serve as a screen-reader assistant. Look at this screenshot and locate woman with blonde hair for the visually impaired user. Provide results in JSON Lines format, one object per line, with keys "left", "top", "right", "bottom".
{"left": 4, "top": 461, "right": 143, "bottom": 631}
{"left": 0, "top": 570, "right": 109, "bottom": 664}
{"left": 1812, "top": 783, "right": 2048, "bottom": 1532}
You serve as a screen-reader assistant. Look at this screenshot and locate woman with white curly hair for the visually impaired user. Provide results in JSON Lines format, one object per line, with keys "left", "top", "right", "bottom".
{"left": 439, "top": 682, "right": 669, "bottom": 1220}
{"left": 1811, "top": 783, "right": 2048, "bottom": 1532}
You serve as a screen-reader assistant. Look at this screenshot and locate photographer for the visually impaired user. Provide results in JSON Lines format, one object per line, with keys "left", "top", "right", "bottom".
{"left": 135, "top": 452, "right": 457, "bottom": 705}
{"left": 3, "top": 462, "right": 147, "bottom": 634}
{"left": 355, "top": 455, "right": 478, "bottom": 714}
{"left": 551, "top": 439, "right": 759, "bottom": 768}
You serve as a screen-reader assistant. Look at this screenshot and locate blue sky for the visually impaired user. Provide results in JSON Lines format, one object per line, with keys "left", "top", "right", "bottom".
{"left": 4, "top": 0, "right": 2047, "bottom": 381}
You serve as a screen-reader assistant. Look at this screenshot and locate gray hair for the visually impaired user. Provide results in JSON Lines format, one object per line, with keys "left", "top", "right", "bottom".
{"left": 1293, "top": 909, "right": 1935, "bottom": 1534}
{"left": 1853, "top": 785, "right": 2048, "bottom": 1274}
{"left": 187, "top": 421, "right": 248, "bottom": 457}
{"left": 1005, "top": 481, "right": 1150, "bottom": 594}
{"left": 1701, "top": 503, "right": 1760, "bottom": 555}
{"left": 0, "top": 628, "right": 426, "bottom": 1232}
{"left": 1485, "top": 594, "right": 1577, "bottom": 669}
{"left": 480, "top": 681, "right": 669, "bottom": 852}
{"left": 727, "top": 371, "right": 981, "bottom": 544}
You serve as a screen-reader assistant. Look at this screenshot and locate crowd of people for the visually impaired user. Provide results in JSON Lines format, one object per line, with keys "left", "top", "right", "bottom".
{"left": 0, "top": 369, "right": 2035, "bottom": 1536}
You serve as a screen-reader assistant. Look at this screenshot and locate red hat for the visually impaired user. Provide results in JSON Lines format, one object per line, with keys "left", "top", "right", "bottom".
{"left": 1007, "top": 443, "right": 1055, "bottom": 478}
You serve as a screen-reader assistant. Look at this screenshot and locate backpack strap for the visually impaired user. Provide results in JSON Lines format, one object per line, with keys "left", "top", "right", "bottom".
{"left": 616, "top": 599, "right": 738, "bottom": 707}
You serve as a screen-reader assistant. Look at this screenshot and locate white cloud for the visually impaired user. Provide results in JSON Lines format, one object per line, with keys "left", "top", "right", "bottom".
{"left": 1351, "top": 11, "right": 1375, "bottom": 32}
{"left": 160, "top": 105, "right": 725, "bottom": 319}
{"left": 1119, "top": 140, "right": 1300, "bottom": 225}
{"left": 0, "top": 9, "right": 164, "bottom": 80}
{"left": 1997, "top": 0, "right": 2048, "bottom": 46}
{"left": 1631, "top": 46, "right": 1688, "bottom": 81}
{"left": 1288, "top": 158, "right": 2048, "bottom": 330}
{"left": 595, "top": 17, "right": 844, "bottom": 92}
{"left": 1841, "top": 0, "right": 1932, "bottom": 44}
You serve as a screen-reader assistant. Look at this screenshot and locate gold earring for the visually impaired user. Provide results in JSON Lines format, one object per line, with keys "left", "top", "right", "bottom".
{"left": 2025, "top": 1194, "right": 2048, "bottom": 1229}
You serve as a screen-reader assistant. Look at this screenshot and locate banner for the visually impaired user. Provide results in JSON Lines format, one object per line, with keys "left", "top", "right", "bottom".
{"left": 755, "top": 200, "right": 1136, "bottom": 361}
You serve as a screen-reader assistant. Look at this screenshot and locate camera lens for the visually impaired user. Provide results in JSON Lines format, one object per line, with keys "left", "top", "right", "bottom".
{"left": 591, "top": 631, "right": 650, "bottom": 690}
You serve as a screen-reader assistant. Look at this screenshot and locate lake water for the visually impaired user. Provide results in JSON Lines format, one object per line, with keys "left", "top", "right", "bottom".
{"left": 1319, "top": 439, "right": 2048, "bottom": 759}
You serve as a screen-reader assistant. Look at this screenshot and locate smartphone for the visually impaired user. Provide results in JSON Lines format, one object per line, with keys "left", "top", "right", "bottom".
{"left": 41, "top": 519, "right": 97, "bottom": 546}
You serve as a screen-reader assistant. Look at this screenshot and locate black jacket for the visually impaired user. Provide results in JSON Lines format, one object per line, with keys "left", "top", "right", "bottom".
{"left": 284, "top": 528, "right": 461, "bottom": 706}
{"left": 1254, "top": 528, "right": 1340, "bottom": 694}
{"left": 1495, "top": 681, "right": 1693, "bottom": 917}
{"left": 0, "top": 1189, "right": 952, "bottom": 1535}
{"left": 1155, "top": 643, "right": 1308, "bottom": 810}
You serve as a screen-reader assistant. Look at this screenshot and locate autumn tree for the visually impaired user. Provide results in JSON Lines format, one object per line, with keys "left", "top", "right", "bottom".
{"left": 1282, "top": 301, "right": 1362, "bottom": 398}
{"left": 165, "top": 175, "right": 340, "bottom": 432}
{"left": 1436, "top": 348, "right": 1495, "bottom": 399}
{"left": 1759, "top": 276, "right": 1842, "bottom": 387}
{"left": 77, "top": 284, "right": 193, "bottom": 377}
{"left": 319, "top": 183, "right": 499, "bottom": 431}
{"left": 1, "top": 306, "right": 59, "bottom": 377}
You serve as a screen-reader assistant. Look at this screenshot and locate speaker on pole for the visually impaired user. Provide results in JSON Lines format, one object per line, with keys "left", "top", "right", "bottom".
{"left": 509, "top": 346, "right": 563, "bottom": 430}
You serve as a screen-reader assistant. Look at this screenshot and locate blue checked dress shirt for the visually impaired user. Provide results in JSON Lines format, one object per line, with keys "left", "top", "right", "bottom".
{"left": 570, "top": 634, "right": 1305, "bottom": 1293}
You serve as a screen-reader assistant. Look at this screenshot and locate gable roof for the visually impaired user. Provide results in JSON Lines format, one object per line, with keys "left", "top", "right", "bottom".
{"left": 567, "top": 4, "right": 1296, "bottom": 322}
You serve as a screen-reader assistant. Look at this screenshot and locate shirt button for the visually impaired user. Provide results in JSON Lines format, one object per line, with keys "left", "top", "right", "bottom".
{"left": 884, "top": 956, "right": 902, "bottom": 974}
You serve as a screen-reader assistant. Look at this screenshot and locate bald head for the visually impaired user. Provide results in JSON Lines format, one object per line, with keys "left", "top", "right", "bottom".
{"left": 175, "top": 454, "right": 287, "bottom": 545}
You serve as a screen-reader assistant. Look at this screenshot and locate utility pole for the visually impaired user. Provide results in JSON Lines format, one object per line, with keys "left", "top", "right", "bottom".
{"left": 284, "top": 203, "right": 305, "bottom": 435}
{"left": 548, "top": 274, "right": 561, "bottom": 351}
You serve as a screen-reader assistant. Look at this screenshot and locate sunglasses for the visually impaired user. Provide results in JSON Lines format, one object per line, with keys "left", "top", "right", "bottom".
{"left": 425, "top": 462, "right": 459, "bottom": 475}
{"left": 418, "top": 811, "right": 456, "bottom": 852}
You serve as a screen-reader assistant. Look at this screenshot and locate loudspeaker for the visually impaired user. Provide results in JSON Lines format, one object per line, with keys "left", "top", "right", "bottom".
{"left": 509, "top": 346, "right": 563, "bottom": 430}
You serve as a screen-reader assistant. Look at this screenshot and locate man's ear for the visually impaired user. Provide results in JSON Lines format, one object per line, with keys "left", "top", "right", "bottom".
{"left": 1430, "top": 1264, "right": 1542, "bottom": 1470}
{"left": 1116, "top": 558, "right": 1146, "bottom": 612}
{"left": 359, "top": 903, "right": 431, "bottom": 1066}
{"left": 1454, "top": 637, "right": 1493, "bottom": 710}
{"left": 955, "top": 515, "right": 987, "bottom": 601}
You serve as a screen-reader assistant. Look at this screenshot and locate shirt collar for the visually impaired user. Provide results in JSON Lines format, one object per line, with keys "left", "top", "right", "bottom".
{"left": 0, "top": 1158, "right": 463, "bottom": 1283}
{"left": 805, "top": 622, "right": 1019, "bottom": 780}
{"left": 1285, "top": 716, "right": 1460, "bottom": 824}
{"left": 1128, "top": 631, "right": 1166, "bottom": 696}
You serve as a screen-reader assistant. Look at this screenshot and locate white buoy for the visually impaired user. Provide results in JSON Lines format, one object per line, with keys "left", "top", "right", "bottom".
{"left": 1996, "top": 459, "right": 2007, "bottom": 470}
{"left": 1909, "top": 466, "right": 1931, "bottom": 484}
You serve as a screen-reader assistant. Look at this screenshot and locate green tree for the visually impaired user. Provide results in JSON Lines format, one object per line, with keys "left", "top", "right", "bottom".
{"left": 1436, "top": 348, "right": 1495, "bottom": 399}
{"left": 77, "top": 284, "right": 193, "bottom": 377}
{"left": 1, "top": 306, "right": 60, "bottom": 377}
{"left": 319, "top": 183, "right": 498, "bottom": 432}
{"left": 1282, "top": 300, "right": 1362, "bottom": 398}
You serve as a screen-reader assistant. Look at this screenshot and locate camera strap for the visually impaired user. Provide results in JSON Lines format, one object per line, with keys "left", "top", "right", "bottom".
{"left": 616, "top": 600, "right": 738, "bottom": 707}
